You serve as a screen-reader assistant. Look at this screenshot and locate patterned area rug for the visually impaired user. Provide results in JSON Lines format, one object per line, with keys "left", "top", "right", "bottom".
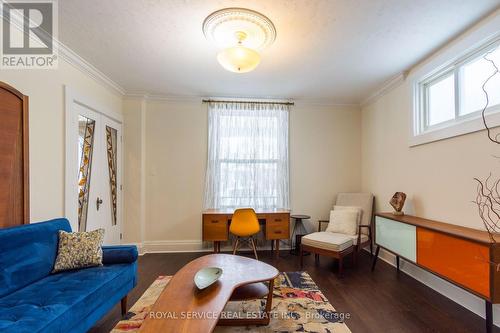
{"left": 112, "top": 272, "right": 351, "bottom": 332}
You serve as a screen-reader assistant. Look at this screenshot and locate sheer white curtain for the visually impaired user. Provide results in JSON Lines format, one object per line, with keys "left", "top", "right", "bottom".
{"left": 204, "top": 101, "right": 290, "bottom": 210}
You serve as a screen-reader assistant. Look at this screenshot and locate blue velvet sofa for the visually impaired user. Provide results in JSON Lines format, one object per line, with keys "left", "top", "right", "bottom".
{"left": 0, "top": 218, "right": 138, "bottom": 333}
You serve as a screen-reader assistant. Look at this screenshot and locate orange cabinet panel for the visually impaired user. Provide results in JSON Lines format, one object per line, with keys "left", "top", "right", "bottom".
{"left": 417, "top": 227, "right": 490, "bottom": 298}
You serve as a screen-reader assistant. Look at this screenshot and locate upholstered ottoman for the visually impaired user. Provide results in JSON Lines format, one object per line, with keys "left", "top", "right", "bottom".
{"left": 300, "top": 232, "right": 354, "bottom": 276}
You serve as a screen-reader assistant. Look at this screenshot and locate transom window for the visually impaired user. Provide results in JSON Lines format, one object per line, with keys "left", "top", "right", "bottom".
{"left": 416, "top": 39, "right": 500, "bottom": 135}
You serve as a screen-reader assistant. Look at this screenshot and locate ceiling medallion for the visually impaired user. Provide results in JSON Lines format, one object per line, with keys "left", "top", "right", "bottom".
{"left": 203, "top": 8, "right": 276, "bottom": 73}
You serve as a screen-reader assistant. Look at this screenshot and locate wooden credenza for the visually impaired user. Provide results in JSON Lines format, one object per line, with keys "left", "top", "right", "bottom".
{"left": 202, "top": 209, "right": 290, "bottom": 258}
{"left": 372, "top": 213, "right": 500, "bottom": 333}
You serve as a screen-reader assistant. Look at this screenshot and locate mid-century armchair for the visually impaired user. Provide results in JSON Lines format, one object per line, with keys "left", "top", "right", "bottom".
{"left": 300, "top": 193, "right": 374, "bottom": 276}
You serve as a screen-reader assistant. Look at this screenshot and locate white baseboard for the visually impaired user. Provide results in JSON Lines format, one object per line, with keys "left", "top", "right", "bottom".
{"left": 143, "top": 240, "right": 209, "bottom": 253}
{"left": 121, "top": 242, "right": 145, "bottom": 255}
{"left": 372, "top": 247, "right": 500, "bottom": 327}
{"left": 125, "top": 240, "right": 291, "bottom": 255}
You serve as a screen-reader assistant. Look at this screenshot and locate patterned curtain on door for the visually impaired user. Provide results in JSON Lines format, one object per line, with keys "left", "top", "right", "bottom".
{"left": 78, "top": 116, "right": 96, "bottom": 232}
{"left": 106, "top": 126, "right": 118, "bottom": 226}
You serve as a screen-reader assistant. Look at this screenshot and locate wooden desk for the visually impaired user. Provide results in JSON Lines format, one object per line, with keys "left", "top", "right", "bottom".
{"left": 202, "top": 209, "right": 290, "bottom": 258}
{"left": 372, "top": 213, "right": 500, "bottom": 333}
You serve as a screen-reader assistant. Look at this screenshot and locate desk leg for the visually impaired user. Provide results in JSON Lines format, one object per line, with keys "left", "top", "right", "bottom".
{"left": 486, "top": 300, "right": 493, "bottom": 333}
{"left": 371, "top": 246, "right": 380, "bottom": 271}
{"left": 275, "top": 240, "right": 280, "bottom": 259}
{"left": 213, "top": 241, "right": 219, "bottom": 253}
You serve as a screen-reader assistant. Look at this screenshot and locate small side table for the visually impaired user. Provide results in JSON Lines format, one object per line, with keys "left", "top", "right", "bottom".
{"left": 290, "top": 214, "right": 311, "bottom": 255}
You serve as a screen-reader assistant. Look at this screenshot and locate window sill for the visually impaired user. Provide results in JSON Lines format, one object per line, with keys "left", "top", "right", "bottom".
{"left": 409, "top": 110, "right": 500, "bottom": 147}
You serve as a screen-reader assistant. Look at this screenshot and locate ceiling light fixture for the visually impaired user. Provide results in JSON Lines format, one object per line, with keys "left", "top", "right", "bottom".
{"left": 203, "top": 8, "right": 276, "bottom": 74}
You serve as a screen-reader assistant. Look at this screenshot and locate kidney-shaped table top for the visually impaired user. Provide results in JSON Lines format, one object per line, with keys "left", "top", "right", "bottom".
{"left": 139, "top": 253, "right": 279, "bottom": 333}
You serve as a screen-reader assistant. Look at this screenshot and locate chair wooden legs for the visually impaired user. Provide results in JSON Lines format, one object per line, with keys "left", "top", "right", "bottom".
{"left": 250, "top": 237, "right": 258, "bottom": 260}
{"left": 232, "top": 237, "right": 240, "bottom": 255}
{"left": 232, "top": 236, "right": 259, "bottom": 260}
{"left": 338, "top": 257, "right": 344, "bottom": 277}
{"left": 353, "top": 248, "right": 357, "bottom": 267}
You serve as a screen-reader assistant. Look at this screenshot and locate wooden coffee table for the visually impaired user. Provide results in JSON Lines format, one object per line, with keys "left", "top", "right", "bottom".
{"left": 139, "top": 254, "right": 279, "bottom": 333}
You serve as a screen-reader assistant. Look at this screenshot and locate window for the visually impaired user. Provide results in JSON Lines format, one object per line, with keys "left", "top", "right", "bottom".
{"left": 204, "top": 101, "right": 290, "bottom": 210}
{"left": 414, "top": 38, "right": 500, "bottom": 140}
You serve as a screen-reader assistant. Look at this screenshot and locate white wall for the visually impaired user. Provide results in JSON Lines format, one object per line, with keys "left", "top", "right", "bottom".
{"left": 122, "top": 98, "right": 146, "bottom": 244}
{"left": 361, "top": 9, "right": 500, "bottom": 324}
{"left": 125, "top": 99, "right": 361, "bottom": 251}
{"left": 0, "top": 60, "right": 122, "bottom": 223}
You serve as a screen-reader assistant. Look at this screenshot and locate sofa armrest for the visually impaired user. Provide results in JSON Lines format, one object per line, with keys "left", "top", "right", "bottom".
{"left": 102, "top": 245, "right": 138, "bottom": 265}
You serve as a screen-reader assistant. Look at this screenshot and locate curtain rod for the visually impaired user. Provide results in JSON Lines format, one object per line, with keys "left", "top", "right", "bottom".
{"left": 202, "top": 99, "right": 294, "bottom": 106}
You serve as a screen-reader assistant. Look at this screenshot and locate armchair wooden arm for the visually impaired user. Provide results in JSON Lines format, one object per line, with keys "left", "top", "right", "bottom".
{"left": 357, "top": 224, "right": 373, "bottom": 254}
{"left": 318, "top": 220, "right": 329, "bottom": 232}
{"left": 358, "top": 224, "right": 371, "bottom": 232}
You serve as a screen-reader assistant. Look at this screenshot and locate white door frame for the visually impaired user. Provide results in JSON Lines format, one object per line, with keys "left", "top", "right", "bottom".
{"left": 64, "top": 85, "right": 123, "bottom": 235}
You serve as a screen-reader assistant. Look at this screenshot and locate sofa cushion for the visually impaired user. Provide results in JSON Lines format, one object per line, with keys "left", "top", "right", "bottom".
{"left": 53, "top": 229, "right": 105, "bottom": 273}
{"left": 0, "top": 219, "right": 71, "bottom": 298}
{"left": 333, "top": 205, "right": 363, "bottom": 225}
{"left": 302, "top": 232, "right": 353, "bottom": 252}
{"left": 336, "top": 193, "right": 374, "bottom": 235}
{"left": 325, "top": 210, "right": 359, "bottom": 236}
{"left": 0, "top": 263, "right": 136, "bottom": 333}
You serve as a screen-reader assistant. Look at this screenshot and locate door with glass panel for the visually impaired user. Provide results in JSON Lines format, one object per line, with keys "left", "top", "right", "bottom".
{"left": 74, "top": 104, "right": 122, "bottom": 245}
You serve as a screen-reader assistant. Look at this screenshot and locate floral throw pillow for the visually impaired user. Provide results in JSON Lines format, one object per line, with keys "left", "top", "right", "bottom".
{"left": 52, "top": 229, "right": 105, "bottom": 273}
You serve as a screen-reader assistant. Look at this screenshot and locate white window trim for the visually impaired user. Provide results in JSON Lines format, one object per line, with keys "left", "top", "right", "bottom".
{"left": 409, "top": 13, "right": 500, "bottom": 147}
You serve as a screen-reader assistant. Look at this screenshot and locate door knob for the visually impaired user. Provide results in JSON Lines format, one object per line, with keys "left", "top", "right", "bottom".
{"left": 96, "top": 197, "right": 103, "bottom": 211}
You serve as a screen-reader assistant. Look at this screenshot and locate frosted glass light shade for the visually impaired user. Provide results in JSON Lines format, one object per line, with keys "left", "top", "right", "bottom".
{"left": 217, "top": 46, "right": 261, "bottom": 73}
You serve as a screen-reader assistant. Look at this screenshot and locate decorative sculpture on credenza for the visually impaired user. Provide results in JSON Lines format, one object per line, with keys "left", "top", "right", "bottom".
{"left": 390, "top": 192, "right": 406, "bottom": 216}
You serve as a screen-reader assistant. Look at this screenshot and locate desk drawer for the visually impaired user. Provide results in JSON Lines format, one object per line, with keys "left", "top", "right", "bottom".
{"left": 203, "top": 215, "right": 228, "bottom": 241}
{"left": 266, "top": 223, "right": 289, "bottom": 240}
{"left": 267, "top": 213, "right": 289, "bottom": 226}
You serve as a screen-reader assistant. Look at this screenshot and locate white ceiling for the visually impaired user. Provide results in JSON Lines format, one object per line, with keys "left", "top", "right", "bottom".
{"left": 59, "top": 0, "right": 500, "bottom": 104}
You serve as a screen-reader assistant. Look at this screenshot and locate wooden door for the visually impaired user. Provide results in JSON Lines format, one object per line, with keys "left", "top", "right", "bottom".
{"left": 0, "top": 82, "right": 29, "bottom": 228}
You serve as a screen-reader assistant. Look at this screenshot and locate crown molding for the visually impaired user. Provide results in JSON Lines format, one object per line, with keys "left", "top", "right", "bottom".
{"left": 293, "top": 99, "right": 359, "bottom": 108}
{"left": 125, "top": 92, "right": 202, "bottom": 103}
{"left": 3, "top": 11, "right": 126, "bottom": 96}
{"left": 360, "top": 72, "right": 407, "bottom": 108}
{"left": 56, "top": 40, "right": 126, "bottom": 96}
{"left": 124, "top": 92, "right": 360, "bottom": 108}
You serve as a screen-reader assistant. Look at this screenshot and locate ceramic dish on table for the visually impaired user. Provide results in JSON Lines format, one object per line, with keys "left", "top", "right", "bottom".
{"left": 194, "top": 267, "right": 223, "bottom": 289}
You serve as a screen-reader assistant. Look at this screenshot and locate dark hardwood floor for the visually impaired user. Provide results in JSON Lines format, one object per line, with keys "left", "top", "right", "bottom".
{"left": 89, "top": 250, "right": 497, "bottom": 333}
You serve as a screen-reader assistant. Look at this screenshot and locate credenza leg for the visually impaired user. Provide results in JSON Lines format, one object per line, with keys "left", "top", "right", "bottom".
{"left": 396, "top": 255, "right": 400, "bottom": 272}
{"left": 371, "top": 246, "right": 380, "bottom": 271}
{"left": 486, "top": 300, "right": 493, "bottom": 333}
{"left": 275, "top": 240, "right": 280, "bottom": 259}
